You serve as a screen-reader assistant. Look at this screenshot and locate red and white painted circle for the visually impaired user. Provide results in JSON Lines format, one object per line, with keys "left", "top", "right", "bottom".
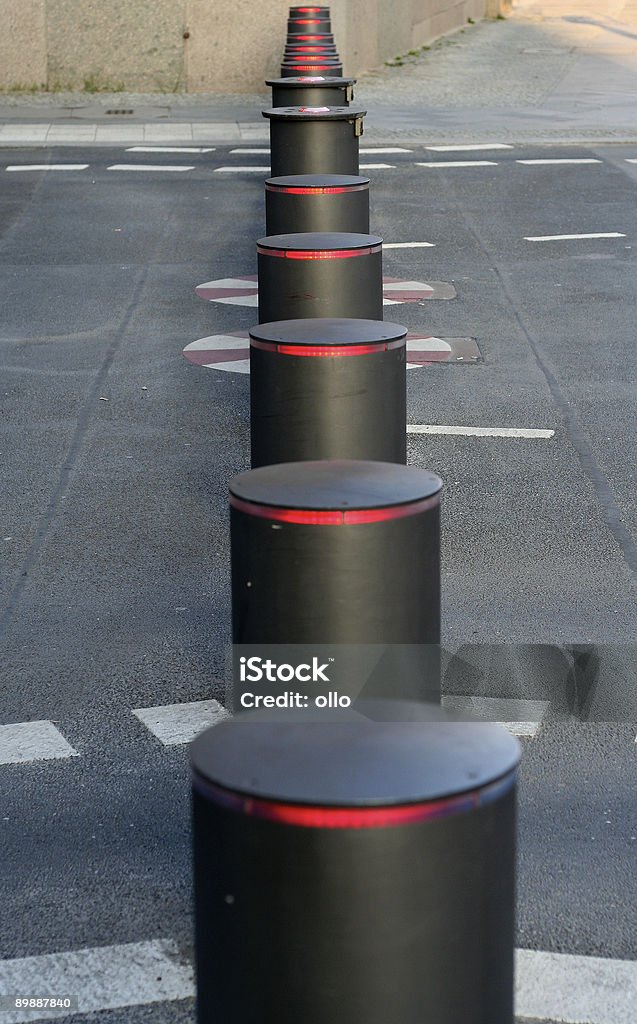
{"left": 195, "top": 275, "right": 456, "bottom": 306}
{"left": 182, "top": 330, "right": 478, "bottom": 373}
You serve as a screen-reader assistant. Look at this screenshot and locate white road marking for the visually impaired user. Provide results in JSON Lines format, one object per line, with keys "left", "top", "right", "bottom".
{"left": 229, "top": 148, "right": 270, "bottom": 154}
{"left": 416, "top": 160, "right": 498, "bottom": 168}
{"left": 383, "top": 280, "right": 434, "bottom": 291}
{"left": 209, "top": 358, "right": 251, "bottom": 372}
{"left": 517, "top": 158, "right": 602, "bottom": 165}
{"left": 525, "top": 232, "right": 626, "bottom": 241}
{"left": 125, "top": 146, "right": 215, "bottom": 153}
{"left": 132, "top": 699, "right": 229, "bottom": 746}
{"left": 516, "top": 947, "right": 637, "bottom": 1024}
{"left": 213, "top": 165, "right": 270, "bottom": 173}
{"left": 360, "top": 147, "right": 412, "bottom": 153}
{"left": 384, "top": 241, "right": 436, "bottom": 249}
{"left": 0, "top": 721, "right": 78, "bottom": 765}
{"left": 407, "top": 425, "right": 555, "bottom": 438}
{"left": 625, "top": 159, "right": 637, "bottom": 163}
{"left": 442, "top": 697, "right": 550, "bottom": 737}
{"left": 196, "top": 278, "right": 257, "bottom": 290}
{"left": 1, "top": 939, "right": 629, "bottom": 1024}
{"left": 5, "top": 164, "right": 89, "bottom": 172}
{"left": 184, "top": 332, "right": 249, "bottom": 348}
{"left": 107, "top": 164, "right": 195, "bottom": 172}
{"left": 0, "top": 940, "right": 193, "bottom": 1022}
{"left": 214, "top": 294, "right": 259, "bottom": 307}
{"left": 425, "top": 143, "right": 512, "bottom": 151}
{"left": 359, "top": 162, "right": 396, "bottom": 169}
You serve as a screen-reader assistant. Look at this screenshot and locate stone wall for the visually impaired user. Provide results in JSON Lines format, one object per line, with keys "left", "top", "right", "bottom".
{"left": 0, "top": 0, "right": 507, "bottom": 92}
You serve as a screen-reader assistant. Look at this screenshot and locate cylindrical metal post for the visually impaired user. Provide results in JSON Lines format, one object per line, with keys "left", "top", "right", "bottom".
{"left": 285, "top": 43, "right": 338, "bottom": 54}
{"left": 263, "top": 106, "right": 365, "bottom": 174}
{"left": 265, "top": 175, "right": 369, "bottom": 234}
{"left": 287, "top": 15, "right": 332, "bottom": 34}
{"left": 289, "top": 4, "right": 331, "bottom": 14}
{"left": 257, "top": 232, "right": 382, "bottom": 322}
{"left": 230, "top": 459, "right": 441, "bottom": 645}
{"left": 281, "top": 61, "right": 343, "bottom": 77}
{"left": 192, "top": 702, "right": 519, "bottom": 1024}
{"left": 250, "top": 319, "right": 406, "bottom": 467}
{"left": 267, "top": 76, "right": 355, "bottom": 108}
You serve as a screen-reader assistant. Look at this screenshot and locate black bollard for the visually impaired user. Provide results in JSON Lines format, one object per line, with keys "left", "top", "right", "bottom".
{"left": 257, "top": 232, "right": 382, "bottom": 322}
{"left": 287, "top": 15, "right": 332, "bottom": 34}
{"left": 249, "top": 318, "right": 406, "bottom": 467}
{"left": 265, "top": 174, "right": 369, "bottom": 234}
{"left": 289, "top": 4, "right": 331, "bottom": 14}
{"left": 230, "top": 459, "right": 441, "bottom": 645}
{"left": 192, "top": 701, "right": 519, "bottom": 1024}
{"left": 263, "top": 106, "right": 365, "bottom": 175}
{"left": 285, "top": 43, "right": 338, "bottom": 54}
{"left": 281, "top": 60, "right": 344, "bottom": 77}
{"left": 267, "top": 75, "right": 355, "bottom": 108}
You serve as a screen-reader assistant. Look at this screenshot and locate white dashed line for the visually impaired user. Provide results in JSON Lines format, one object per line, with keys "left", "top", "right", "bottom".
{"left": 0, "top": 721, "right": 78, "bottom": 765}
{"left": 5, "top": 164, "right": 89, "bottom": 172}
{"left": 525, "top": 232, "right": 626, "bottom": 241}
{"left": 416, "top": 160, "right": 498, "bottom": 168}
{"left": 625, "top": 159, "right": 637, "bottom": 163}
{"left": 229, "top": 148, "right": 270, "bottom": 154}
{"left": 213, "top": 165, "right": 270, "bottom": 173}
{"left": 516, "top": 948, "right": 637, "bottom": 1024}
{"left": 384, "top": 241, "right": 436, "bottom": 249}
{"left": 517, "top": 158, "right": 602, "bottom": 165}
{"left": 360, "top": 147, "right": 412, "bottom": 153}
{"left": 107, "top": 164, "right": 195, "bottom": 172}
{"left": 407, "top": 425, "right": 555, "bottom": 438}
{"left": 132, "top": 699, "right": 229, "bottom": 746}
{"left": 424, "top": 143, "right": 513, "bottom": 151}
{"left": 125, "top": 146, "right": 215, "bottom": 153}
{"left": 359, "top": 163, "right": 396, "bottom": 169}
{"left": 0, "top": 940, "right": 193, "bottom": 1022}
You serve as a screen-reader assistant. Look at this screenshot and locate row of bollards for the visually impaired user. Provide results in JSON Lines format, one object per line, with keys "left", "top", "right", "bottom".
{"left": 191, "top": 7, "right": 520, "bottom": 1023}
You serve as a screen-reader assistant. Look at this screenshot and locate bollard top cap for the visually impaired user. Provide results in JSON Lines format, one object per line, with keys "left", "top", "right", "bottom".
{"left": 266, "top": 76, "right": 355, "bottom": 87}
{"left": 257, "top": 231, "right": 381, "bottom": 251}
{"left": 229, "top": 459, "right": 442, "bottom": 511}
{"left": 250, "top": 318, "right": 406, "bottom": 347}
{"left": 262, "top": 105, "right": 365, "bottom": 121}
{"left": 266, "top": 173, "right": 369, "bottom": 188}
{"left": 191, "top": 701, "right": 520, "bottom": 809}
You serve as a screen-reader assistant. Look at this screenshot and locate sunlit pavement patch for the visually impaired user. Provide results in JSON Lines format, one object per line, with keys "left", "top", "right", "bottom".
{"left": 182, "top": 331, "right": 480, "bottom": 373}
{"left": 195, "top": 275, "right": 457, "bottom": 306}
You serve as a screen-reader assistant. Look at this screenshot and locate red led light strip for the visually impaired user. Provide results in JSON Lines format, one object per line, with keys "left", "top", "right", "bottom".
{"left": 284, "top": 65, "right": 339, "bottom": 71}
{"left": 265, "top": 183, "right": 367, "bottom": 195}
{"left": 229, "top": 493, "right": 439, "bottom": 525}
{"left": 250, "top": 337, "right": 404, "bottom": 357}
{"left": 194, "top": 771, "right": 516, "bottom": 829}
{"left": 257, "top": 244, "right": 381, "bottom": 259}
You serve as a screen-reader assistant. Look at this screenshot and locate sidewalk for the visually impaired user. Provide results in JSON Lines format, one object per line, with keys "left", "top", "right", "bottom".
{"left": 0, "top": 0, "right": 636, "bottom": 145}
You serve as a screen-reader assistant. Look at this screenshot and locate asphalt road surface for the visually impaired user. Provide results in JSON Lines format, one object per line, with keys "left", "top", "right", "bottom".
{"left": 1, "top": 142, "right": 636, "bottom": 1022}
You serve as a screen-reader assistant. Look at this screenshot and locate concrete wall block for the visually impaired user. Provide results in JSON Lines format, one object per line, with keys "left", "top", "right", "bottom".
{"left": 185, "top": 0, "right": 289, "bottom": 92}
{"left": 46, "top": 0, "right": 186, "bottom": 91}
{"left": 0, "top": 0, "right": 47, "bottom": 88}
